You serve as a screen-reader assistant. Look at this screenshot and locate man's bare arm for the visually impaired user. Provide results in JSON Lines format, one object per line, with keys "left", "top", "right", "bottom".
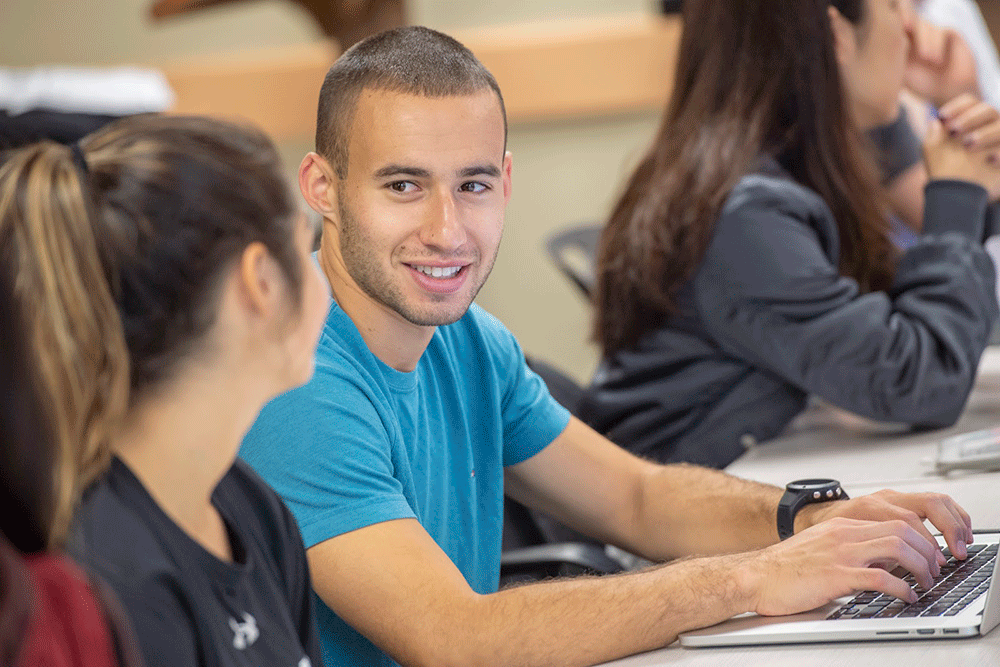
{"left": 308, "top": 513, "right": 941, "bottom": 667}
{"left": 305, "top": 418, "right": 972, "bottom": 666}
{"left": 505, "top": 418, "right": 781, "bottom": 559}
{"left": 506, "top": 417, "right": 973, "bottom": 561}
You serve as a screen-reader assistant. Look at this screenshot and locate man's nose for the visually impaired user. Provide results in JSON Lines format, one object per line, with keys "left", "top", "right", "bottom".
{"left": 420, "top": 190, "right": 467, "bottom": 251}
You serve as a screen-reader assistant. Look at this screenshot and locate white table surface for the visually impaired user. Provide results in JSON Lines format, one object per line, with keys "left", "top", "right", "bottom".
{"left": 725, "top": 390, "right": 1000, "bottom": 489}
{"left": 597, "top": 633, "right": 1000, "bottom": 667}
{"left": 595, "top": 349, "right": 1000, "bottom": 666}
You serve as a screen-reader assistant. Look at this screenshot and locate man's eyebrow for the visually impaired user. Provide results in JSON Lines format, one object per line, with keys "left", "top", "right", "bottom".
{"left": 372, "top": 165, "right": 431, "bottom": 179}
{"left": 458, "top": 164, "right": 501, "bottom": 178}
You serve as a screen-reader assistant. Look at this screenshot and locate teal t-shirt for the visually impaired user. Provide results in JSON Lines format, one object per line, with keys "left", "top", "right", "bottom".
{"left": 239, "top": 301, "right": 570, "bottom": 666}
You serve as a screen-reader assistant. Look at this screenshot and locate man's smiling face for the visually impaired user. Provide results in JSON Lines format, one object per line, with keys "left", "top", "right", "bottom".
{"left": 331, "top": 87, "right": 511, "bottom": 328}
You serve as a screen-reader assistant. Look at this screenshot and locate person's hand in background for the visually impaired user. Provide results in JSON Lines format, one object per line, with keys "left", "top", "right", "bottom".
{"left": 905, "top": 15, "right": 980, "bottom": 107}
{"left": 925, "top": 94, "right": 1000, "bottom": 200}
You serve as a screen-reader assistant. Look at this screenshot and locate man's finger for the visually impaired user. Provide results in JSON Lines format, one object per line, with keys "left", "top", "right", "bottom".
{"left": 894, "top": 507, "right": 945, "bottom": 565}
{"left": 912, "top": 496, "right": 967, "bottom": 559}
{"left": 866, "top": 534, "right": 936, "bottom": 590}
{"left": 854, "top": 564, "right": 919, "bottom": 603}
{"left": 866, "top": 495, "right": 941, "bottom": 559}
{"left": 955, "top": 502, "right": 974, "bottom": 543}
{"left": 856, "top": 520, "right": 940, "bottom": 578}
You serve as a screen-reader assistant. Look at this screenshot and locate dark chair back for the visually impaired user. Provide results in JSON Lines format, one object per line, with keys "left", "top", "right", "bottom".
{"left": 500, "top": 355, "right": 625, "bottom": 585}
{"left": 546, "top": 224, "right": 601, "bottom": 300}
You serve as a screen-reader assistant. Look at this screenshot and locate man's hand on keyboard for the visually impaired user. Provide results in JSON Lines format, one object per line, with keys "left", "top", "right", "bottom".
{"left": 751, "top": 518, "right": 942, "bottom": 616}
{"left": 795, "top": 490, "right": 974, "bottom": 560}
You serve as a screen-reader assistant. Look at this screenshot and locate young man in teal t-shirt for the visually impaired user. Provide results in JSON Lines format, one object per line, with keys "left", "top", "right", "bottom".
{"left": 240, "top": 26, "right": 977, "bottom": 667}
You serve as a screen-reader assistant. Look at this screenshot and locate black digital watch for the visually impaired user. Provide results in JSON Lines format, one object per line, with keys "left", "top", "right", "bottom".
{"left": 776, "top": 479, "right": 848, "bottom": 540}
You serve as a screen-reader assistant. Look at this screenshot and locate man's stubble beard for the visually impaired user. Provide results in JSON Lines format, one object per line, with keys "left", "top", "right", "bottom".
{"left": 336, "top": 192, "right": 500, "bottom": 327}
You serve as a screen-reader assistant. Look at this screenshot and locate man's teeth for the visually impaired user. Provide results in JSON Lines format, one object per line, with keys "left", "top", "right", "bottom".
{"left": 414, "top": 265, "right": 461, "bottom": 278}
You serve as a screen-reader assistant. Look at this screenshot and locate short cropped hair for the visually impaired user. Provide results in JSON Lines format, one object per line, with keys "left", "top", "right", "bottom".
{"left": 315, "top": 26, "right": 508, "bottom": 177}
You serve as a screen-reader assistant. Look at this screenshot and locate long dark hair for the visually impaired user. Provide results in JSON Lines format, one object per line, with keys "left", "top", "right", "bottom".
{"left": 0, "top": 115, "right": 301, "bottom": 543}
{"left": 594, "top": 0, "right": 896, "bottom": 354}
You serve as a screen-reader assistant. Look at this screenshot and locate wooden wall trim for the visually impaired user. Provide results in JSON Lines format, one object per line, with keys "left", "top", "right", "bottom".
{"left": 458, "top": 14, "right": 681, "bottom": 124}
{"left": 161, "top": 41, "right": 338, "bottom": 143}
{"left": 161, "top": 14, "right": 682, "bottom": 141}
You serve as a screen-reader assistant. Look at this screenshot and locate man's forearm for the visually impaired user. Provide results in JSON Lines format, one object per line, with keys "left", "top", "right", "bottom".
{"left": 402, "top": 553, "right": 757, "bottom": 667}
{"left": 627, "top": 464, "right": 784, "bottom": 560}
{"left": 312, "top": 492, "right": 965, "bottom": 667}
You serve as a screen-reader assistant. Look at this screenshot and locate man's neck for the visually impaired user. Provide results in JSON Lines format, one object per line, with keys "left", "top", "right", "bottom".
{"left": 319, "top": 242, "right": 434, "bottom": 372}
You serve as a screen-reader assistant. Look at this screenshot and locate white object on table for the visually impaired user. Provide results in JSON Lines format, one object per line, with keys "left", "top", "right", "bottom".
{"left": 0, "top": 67, "right": 175, "bottom": 115}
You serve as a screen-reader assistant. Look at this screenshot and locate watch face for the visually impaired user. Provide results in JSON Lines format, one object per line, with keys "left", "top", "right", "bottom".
{"left": 787, "top": 479, "right": 839, "bottom": 492}
{"left": 787, "top": 479, "right": 844, "bottom": 501}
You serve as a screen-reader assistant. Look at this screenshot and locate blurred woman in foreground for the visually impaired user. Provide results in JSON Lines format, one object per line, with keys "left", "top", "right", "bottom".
{"left": 0, "top": 114, "right": 330, "bottom": 666}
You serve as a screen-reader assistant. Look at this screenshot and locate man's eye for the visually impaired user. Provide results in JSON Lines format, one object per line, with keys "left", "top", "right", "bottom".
{"left": 388, "top": 181, "right": 417, "bottom": 193}
{"left": 460, "top": 182, "right": 489, "bottom": 194}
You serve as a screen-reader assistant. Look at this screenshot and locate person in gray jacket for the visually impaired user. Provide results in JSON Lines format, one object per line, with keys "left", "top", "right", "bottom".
{"left": 582, "top": 0, "right": 1000, "bottom": 468}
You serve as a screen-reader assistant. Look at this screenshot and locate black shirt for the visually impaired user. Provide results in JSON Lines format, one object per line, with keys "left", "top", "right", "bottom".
{"left": 71, "top": 458, "right": 322, "bottom": 667}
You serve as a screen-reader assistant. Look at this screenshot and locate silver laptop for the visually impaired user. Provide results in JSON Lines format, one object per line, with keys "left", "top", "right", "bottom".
{"left": 680, "top": 532, "right": 1000, "bottom": 647}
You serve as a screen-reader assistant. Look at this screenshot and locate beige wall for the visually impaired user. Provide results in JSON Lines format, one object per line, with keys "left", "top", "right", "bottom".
{"left": 0, "top": 1, "right": 321, "bottom": 66}
{"left": 8, "top": 0, "right": 1000, "bottom": 384}
{"left": 0, "top": 0, "right": 651, "bottom": 65}
{"left": 482, "top": 113, "right": 658, "bottom": 381}
{"left": 415, "top": 0, "right": 649, "bottom": 29}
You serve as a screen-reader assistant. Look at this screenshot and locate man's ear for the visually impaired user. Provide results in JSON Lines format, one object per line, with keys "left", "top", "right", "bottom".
{"left": 299, "top": 152, "right": 339, "bottom": 218}
{"left": 502, "top": 151, "right": 513, "bottom": 204}
{"left": 828, "top": 4, "right": 858, "bottom": 69}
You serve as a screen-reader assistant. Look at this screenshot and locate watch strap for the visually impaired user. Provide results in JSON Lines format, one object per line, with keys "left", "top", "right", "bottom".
{"left": 776, "top": 491, "right": 808, "bottom": 541}
{"left": 776, "top": 481, "right": 848, "bottom": 540}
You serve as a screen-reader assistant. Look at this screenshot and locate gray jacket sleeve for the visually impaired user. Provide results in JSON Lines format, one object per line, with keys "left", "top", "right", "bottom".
{"left": 870, "top": 105, "right": 924, "bottom": 184}
{"left": 692, "top": 177, "right": 998, "bottom": 427}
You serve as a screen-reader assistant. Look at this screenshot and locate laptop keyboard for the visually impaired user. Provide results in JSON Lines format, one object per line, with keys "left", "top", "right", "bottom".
{"left": 827, "top": 543, "right": 997, "bottom": 620}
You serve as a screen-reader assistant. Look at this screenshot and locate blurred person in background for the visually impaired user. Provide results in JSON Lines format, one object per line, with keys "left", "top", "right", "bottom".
{"left": 584, "top": 0, "right": 1000, "bottom": 468}
{"left": 882, "top": 0, "right": 1000, "bottom": 236}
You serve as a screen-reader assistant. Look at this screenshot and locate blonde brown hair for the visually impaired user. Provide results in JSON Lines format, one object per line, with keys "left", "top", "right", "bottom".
{"left": 0, "top": 115, "right": 300, "bottom": 545}
{"left": 0, "top": 143, "right": 129, "bottom": 544}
